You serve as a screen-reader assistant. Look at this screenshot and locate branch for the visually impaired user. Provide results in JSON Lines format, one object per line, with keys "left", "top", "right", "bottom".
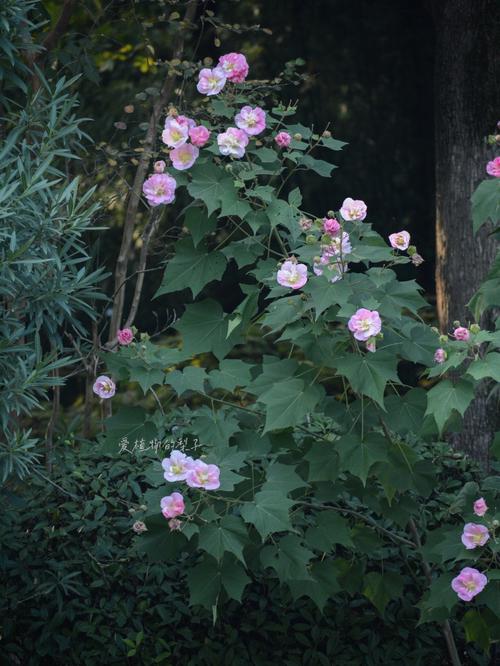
{"left": 107, "top": 0, "right": 199, "bottom": 343}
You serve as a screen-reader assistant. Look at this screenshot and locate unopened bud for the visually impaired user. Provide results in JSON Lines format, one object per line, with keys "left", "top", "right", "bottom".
{"left": 407, "top": 245, "right": 417, "bottom": 256}
{"left": 132, "top": 521, "right": 148, "bottom": 534}
{"left": 470, "top": 324, "right": 480, "bottom": 334}
{"left": 313, "top": 218, "right": 324, "bottom": 228}
{"left": 411, "top": 253, "right": 424, "bottom": 266}
{"left": 321, "top": 234, "right": 332, "bottom": 244}
{"left": 299, "top": 217, "right": 312, "bottom": 231}
{"left": 293, "top": 133, "right": 302, "bottom": 141}
{"left": 305, "top": 234, "right": 316, "bottom": 244}
{"left": 154, "top": 160, "right": 166, "bottom": 173}
{"left": 140, "top": 504, "right": 147, "bottom": 511}
{"left": 439, "top": 335, "right": 448, "bottom": 344}
{"left": 431, "top": 326, "right": 439, "bottom": 334}
{"left": 327, "top": 210, "right": 335, "bottom": 218}
{"left": 322, "top": 130, "right": 331, "bottom": 138}
{"left": 453, "top": 320, "right": 461, "bottom": 328}
{"left": 493, "top": 519, "right": 500, "bottom": 528}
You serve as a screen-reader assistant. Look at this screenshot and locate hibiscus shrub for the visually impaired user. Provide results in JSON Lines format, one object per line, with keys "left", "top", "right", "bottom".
{"left": 97, "top": 52, "right": 500, "bottom": 658}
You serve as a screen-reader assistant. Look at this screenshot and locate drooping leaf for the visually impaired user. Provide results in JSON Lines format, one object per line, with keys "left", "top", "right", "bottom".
{"left": 260, "top": 535, "right": 314, "bottom": 584}
{"left": 240, "top": 491, "right": 295, "bottom": 539}
{"left": 258, "top": 378, "right": 325, "bottom": 433}
{"left": 425, "top": 378, "right": 475, "bottom": 433}
{"left": 198, "top": 515, "right": 249, "bottom": 564}
{"left": 363, "top": 571, "right": 404, "bottom": 615}
{"left": 334, "top": 352, "right": 401, "bottom": 408}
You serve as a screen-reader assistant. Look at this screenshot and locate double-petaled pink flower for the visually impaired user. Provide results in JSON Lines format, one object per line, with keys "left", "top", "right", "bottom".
{"left": 461, "top": 523, "right": 490, "bottom": 550}
{"left": 217, "top": 127, "right": 249, "bottom": 159}
{"left": 486, "top": 156, "right": 500, "bottom": 177}
{"left": 235, "top": 105, "right": 266, "bottom": 136}
{"left": 340, "top": 197, "right": 367, "bottom": 222}
{"left": 323, "top": 217, "right": 341, "bottom": 235}
{"left": 162, "top": 450, "right": 194, "bottom": 482}
{"left": 275, "top": 131, "right": 292, "bottom": 148}
{"left": 277, "top": 260, "right": 308, "bottom": 289}
{"left": 453, "top": 327, "right": 470, "bottom": 342}
{"left": 161, "top": 492, "right": 185, "bottom": 519}
{"left": 117, "top": 328, "right": 133, "bottom": 345}
{"left": 473, "top": 498, "right": 488, "bottom": 517}
{"left": 197, "top": 66, "right": 227, "bottom": 95}
{"left": 142, "top": 173, "right": 177, "bottom": 206}
{"left": 189, "top": 125, "right": 211, "bottom": 147}
{"left": 93, "top": 375, "right": 116, "bottom": 399}
{"left": 186, "top": 460, "right": 221, "bottom": 490}
{"left": 218, "top": 52, "right": 249, "bottom": 83}
{"left": 434, "top": 348, "right": 447, "bottom": 364}
{"left": 451, "top": 567, "right": 487, "bottom": 601}
{"left": 170, "top": 143, "right": 199, "bottom": 170}
{"left": 162, "top": 117, "right": 189, "bottom": 148}
{"left": 389, "top": 231, "right": 411, "bottom": 251}
{"left": 348, "top": 308, "right": 382, "bottom": 342}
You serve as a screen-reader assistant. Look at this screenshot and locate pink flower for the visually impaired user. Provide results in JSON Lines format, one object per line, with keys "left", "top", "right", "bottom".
{"left": 117, "top": 328, "right": 133, "bottom": 345}
{"left": 276, "top": 260, "right": 308, "bottom": 289}
{"left": 473, "top": 498, "right": 488, "bottom": 517}
{"left": 348, "top": 308, "right": 382, "bottom": 342}
{"left": 162, "top": 117, "right": 189, "bottom": 148}
{"left": 132, "top": 521, "right": 147, "bottom": 534}
{"left": 218, "top": 52, "right": 249, "bottom": 83}
{"left": 411, "top": 253, "right": 424, "bottom": 266}
{"left": 186, "top": 460, "right": 221, "bottom": 490}
{"left": 299, "top": 217, "right": 312, "bottom": 231}
{"left": 461, "top": 523, "right": 490, "bottom": 550}
{"left": 389, "top": 230, "right": 411, "bottom": 251}
{"left": 275, "top": 131, "right": 292, "bottom": 148}
{"left": 235, "top": 105, "right": 266, "bottom": 136}
{"left": 217, "top": 127, "right": 249, "bottom": 159}
{"left": 170, "top": 143, "right": 199, "bottom": 170}
{"left": 189, "top": 125, "right": 211, "bottom": 147}
{"left": 434, "top": 348, "right": 447, "bottom": 364}
{"left": 162, "top": 450, "right": 194, "bottom": 482}
{"left": 486, "top": 156, "right": 500, "bottom": 177}
{"left": 313, "top": 259, "right": 346, "bottom": 284}
{"left": 453, "top": 327, "right": 470, "bottom": 342}
{"left": 168, "top": 518, "right": 182, "bottom": 531}
{"left": 176, "top": 115, "right": 196, "bottom": 129}
{"left": 161, "top": 492, "right": 185, "bottom": 519}
{"left": 322, "top": 231, "right": 352, "bottom": 256}
{"left": 142, "top": 173, "right": 177, "bottom": 206}
{"left": 323, "top": 217, "right": 341, "bottom": 235}
{"left": 366, "top": 338, "right": 377, "bottom": 353}
{"left": 93, "top": 375, "right": 116, "bottom": 399}
{"left": 451, "top": 567, "right": 488, "bottom": 601}
{"left": 197, "top": 66, "right": 227, "bottom": 95}
{"left": 340, "top": 197, "right": 367, "bottom": 222}
{"left": 154, "top": 160, "right": 166, "bottom": 173}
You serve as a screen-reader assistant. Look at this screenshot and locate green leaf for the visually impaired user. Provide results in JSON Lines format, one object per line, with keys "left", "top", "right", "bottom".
{"left": 187, "top": 163, "right": 237, "bottom": 216}
{"left": 320, "top": 136, "right": 348, "bottom": 151}
{"left": 262, "top": 461, "right": 308, "bottom": 494}
{"left": 298, "top": 154, "right": 336, "bottom": 177}
{"left": 175, "top": 299, "right": 240, "bottom": 360}
{"left": 305, "top": 511, "right": 353, "bottom": 551}
{"left": 462, "top": 610, "right": 491, "bottom": 651}
{"left": 198, "top": 516, "right": 248, "bottom": 564}
{"left": 221, "top": 237, "right": 263, "bottom": 268}
{"left": 336, "top": 433, "right": 389, "bottom": 485}
{"left": 266, "top": 198, "right": 299, "bottom": 233}
{"left": 261, "top": 535, "right": 314, "bottom": 584}
{"left": 303, "top": 276, "right": 352, "bottom": 319}
{"left": 262, "top": 295, "right": 308, "bottom": 332}
{"left": 240, "top": 491, "right": 295, "bottom": 539}
{"left": 209, "top": 359, "right": 254, "bottom": 392}
{"left": 466, "top": 352, "right": 500, "bottom": 382}
{"left": 187, "top": 556, "right": 221, "bottom": 608}
{"left": 334, "top": 352, "right": 401, "bottom": 408}
{"left": 183, "top": 207, "right": 217, "bottom": 247}
{"left": 384, "top": 388, "right": 428, "bottom": 435}
{"left": 136, "top": 514, "right": 188, "bottom": 562}
{"left": 304, "top": 442, "right": 339, "bottom": 482}
{"left": 258, "top": 378, "right": 324, "bottom": 433}
{"left": 363, "top": 571, "right": 404, "bottom": 615}
{"left": 220, "top": 557, "right": 251, "bottom": 602}
{"left": 155, "top": 238, "right": 226, "bottom": 298}
{"left": 472, "top": 178, "right": 500, "bottom": 233}
{"left": 425, "top": 378, "right": 475, "bottom": 433}
{"left": 418, "top": 576, "right": 458, "bottom": 626}
{"left": 288, "top": 560, "right": 341, "bottom": 611}
{"left": 99, "top": 407, "right": 157, "bottom": 455}
{"left": 191, "top": 407, "right": 241, "bottom": 447}
{"left": 166, "top": 366, "right": 208, "bottom": 396}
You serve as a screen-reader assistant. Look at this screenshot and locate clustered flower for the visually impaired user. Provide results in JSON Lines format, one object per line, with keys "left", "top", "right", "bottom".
{"left": 486, "top": 156, "right": 500, "bottom": 178}
{"left": 433, "top": 321, "right": 478, "bottom": 365}
{"left": 159, "top": 449, "right": 221, "bottom": 531}
{"left": 451, "top": 498, "right": 492, "bottom": 602}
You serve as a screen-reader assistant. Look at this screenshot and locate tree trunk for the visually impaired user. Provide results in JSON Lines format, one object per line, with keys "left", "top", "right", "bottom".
{"left": 433, "top": 0, "right": 499, "bottom": 466}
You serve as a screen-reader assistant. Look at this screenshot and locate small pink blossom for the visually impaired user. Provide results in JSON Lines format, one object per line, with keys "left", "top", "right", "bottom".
{"left": 235, "top": 105, "right": 266, "bottom": 136}
{"left": 162, "top": 117, "right": 189, "bottom": 148}
{"left": 411, "top": 252, "right": 424, "bottom": 266}
{"left": 451, "top": 567, "right": 488, "bottom": 601}
{"left": 162, "top": 450, "right": 194, "bottom": 482}
{"left": 186, "top": 460, "right": 221, "bottom": 490}
{"left": 366, "top": 338, "right": 377, "bottom": 353}
{"left": 323, "top": 231, "right": 352, "bottom": 256}
{"left": 348, "top": 308, "right": 382, "bottom": 342}
{"left": 117, "top": 328, "right": 133, "bottom": 345}
{"left": 434, "top": 348, "right": 447, "bottom": 364}
{"left": 323, "top": 217, "right": 341, "bottom": 235}
{"left": 154, "top": 160, "right": 166, "bottom": 173}
{"left": 474, "top": 498, "right": 488, "bottom": 517}
{"left": 176, "top": 115, "right": 196, "bottom": 129}
{"left": 161, "top": 492, "right": 185, "bottom": 519}
{"left": 168, "top": 518, "right": 182, "bottom": 531}
{"left": 217, "top": 127, "right": 249, "bottom": 159}
{"left": 93, "top": 375, "right": 116, "bottom": 399}
{"left": 461, "top": 523, "right": 490, "bottom": 550}
{"left": 299, "top": 217, "right": 312, "bottom": 231}
{"left": 486, "top": 156, "right": 500, "bottom": 177}
{"left": 453, "top": 327, "right": 470, "bottom": 342}
{"left": 142, "top": 173, "right": 177, "bottom": 206}
{"left": 197, "top": 66, "right": 227, "bottom": 96}
{"left": 170, "top": 143, "right": 199, "bottom": 170}
{"left": 313, "top": 259, "right": 346, "bottom": 284}
{"left": 340, "top": 197, "right": 367, "bottom": 222}
{"left": 276, "top": 260, "right": 308, "bottom": 289}
{"left": 218, "top": 52, "right": 249, "bottom": 83}
{"left": 389, "top": 230, "right": 411, "bottom": 251}
{"left": 275, "top": 131, "right": 292, "bottom": 148}
{"left": 132, "top": 521, "right": 147, "bottom": 534}
{"left": 189, "top": 125, "right": 211, "bottom": 147}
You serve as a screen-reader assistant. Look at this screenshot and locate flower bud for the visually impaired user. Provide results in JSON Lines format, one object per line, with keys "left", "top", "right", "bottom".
{"left": 470, "top": 323, "right": 480, "bottom": 334}
{"left": 439, "top": 335, "right": 448, "bottom": 344}
{"left": 132, "top": 521, "right": 148, "bottom": 534}
{"left": 299, "top": 217, "right": 312, "bottom": 231}
{"left": 327, "top": 210, "right": 335, "bottom": 218}
{"left": 293, "top": 133, "right": 302, "bottom": 141}
{"left": 496, "top": 135, "right": 500, "bottom": 144}
{"left": 305, "top": 234, "right": 316, "bottom": 244}
{"left": 321, "top": 234, "right": 332, "bottom": 244}
{"left": 492, "top": 519, "right": 500, "bottom": 528}
{"left": 453, "top": 320, "right": 461, "bottom": 328}
{"left": 407, "top": 245, "right": 417, "bottom": 256}
{"left": 431, "top": 327, "right": 439, "bottom": 334}
{"left": 411, "top": 253, "right": 424, "bottom": 266}
{"left": 314, "top": 218, "right": 323, "bottom": 227}
{"left": 322, "top": 130, "right": 332, "bottom": 138}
